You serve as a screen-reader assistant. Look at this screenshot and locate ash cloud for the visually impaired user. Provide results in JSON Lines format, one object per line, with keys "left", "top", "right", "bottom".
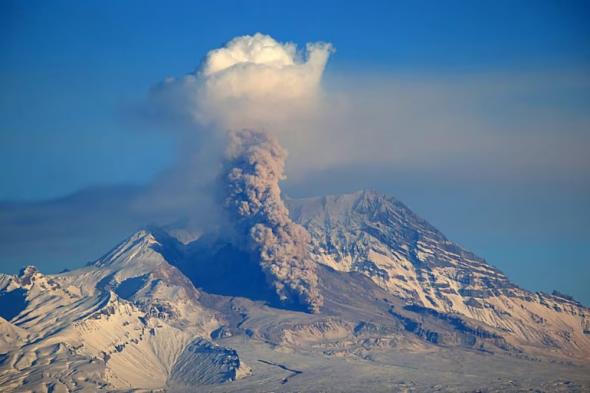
{"left": 222, "top": 129, "right": 322, "bottom": 312}
{"left": 151, "top": 33, "right": 331, "bottom": 312}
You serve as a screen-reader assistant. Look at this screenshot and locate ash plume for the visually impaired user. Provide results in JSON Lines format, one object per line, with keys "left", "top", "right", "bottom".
{"left": 150, "top": 34, "right": 329, "bottom": 312}
{"left": 222, "top": 129, "right": 323, "bottom": 313}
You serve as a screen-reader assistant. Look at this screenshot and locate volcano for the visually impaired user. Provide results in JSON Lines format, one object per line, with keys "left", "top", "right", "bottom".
{"left": 1, "top": 189, "right": 589, "bottom": 392}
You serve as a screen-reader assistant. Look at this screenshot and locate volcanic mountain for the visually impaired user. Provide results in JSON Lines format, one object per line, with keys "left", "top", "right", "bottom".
{"left": 1, "top": 190, "right": 589, "bottom": 392}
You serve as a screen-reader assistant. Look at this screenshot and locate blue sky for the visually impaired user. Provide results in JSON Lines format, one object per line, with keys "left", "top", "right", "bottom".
{"left": 1, "top": 1, "right": 589, "bottom": 303}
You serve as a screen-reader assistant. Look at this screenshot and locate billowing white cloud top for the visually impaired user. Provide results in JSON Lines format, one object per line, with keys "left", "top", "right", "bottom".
{"left": 202, "top": 34, "right": 299, "bottom": 76}
{"left": 160, "top": 33, "right": 333, "bottom": 131}
{"left": 202, "top": 33, "right": 331, "bottom": 101}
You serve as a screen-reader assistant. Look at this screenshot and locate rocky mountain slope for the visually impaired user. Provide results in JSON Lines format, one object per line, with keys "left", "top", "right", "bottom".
{"left": 287, "top": 190, "right": 590, "bottom": 361}
{"left": 0, "top": 231, "right": 243, "bottom": 392}
{"left": 0, "top": 190, "right": 589, "bottom": 392}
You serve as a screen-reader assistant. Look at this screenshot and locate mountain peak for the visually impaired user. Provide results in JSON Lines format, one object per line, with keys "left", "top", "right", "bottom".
{"left": 126, "top": 228, "right": 160, "bottom": 246}
{"left": 92, "top": 229, "right": 162, "bottom": 269}
{"left": 16, "top": 265, "right": 42, "bottom": 287}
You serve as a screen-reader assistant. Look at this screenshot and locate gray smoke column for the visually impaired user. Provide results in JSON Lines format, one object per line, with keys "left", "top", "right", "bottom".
{"left": 222, "top": 129, "right": 323, "bottom": 313}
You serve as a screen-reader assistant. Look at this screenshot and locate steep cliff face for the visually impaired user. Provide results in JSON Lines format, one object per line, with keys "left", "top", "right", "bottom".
{"left": 288, "top": 190, "right": 590, "bottom": 360}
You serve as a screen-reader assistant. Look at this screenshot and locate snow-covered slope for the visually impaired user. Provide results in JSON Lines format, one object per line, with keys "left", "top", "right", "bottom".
{"left": 288, "top": 190, "right": 590, "bottom": 360}
{"left": 0, "top": 231, "right": 247, "bottom": 392}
